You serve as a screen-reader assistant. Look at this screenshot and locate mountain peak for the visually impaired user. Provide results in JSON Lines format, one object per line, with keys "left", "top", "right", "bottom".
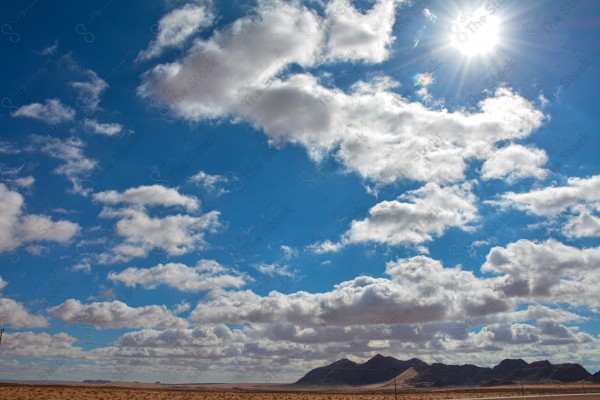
{"left": 295, "top": 355, "right": 590, "bottom": 387}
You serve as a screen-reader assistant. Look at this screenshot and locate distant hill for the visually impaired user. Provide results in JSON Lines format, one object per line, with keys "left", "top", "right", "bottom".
{"left": 295, "top": 354, "right": 427, "bottom": 385}
{"left": 82, "top": 380, "right": 112, "bottom": 384}
{"left": 590, "top": 370, "right": 600, "bottom": 382}
{"left": 295, "top": 355, "right": 591, "bottom": 387}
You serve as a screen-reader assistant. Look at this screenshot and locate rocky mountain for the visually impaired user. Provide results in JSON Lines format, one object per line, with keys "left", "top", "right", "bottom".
{"left": 295, "top": 354, "right": 427, "bottom": 386}
{"left": 295, "top": 355, "right": 591, "bottom": 387}
{"left": 406, "top": 362, "right": 493, "bottom": 387}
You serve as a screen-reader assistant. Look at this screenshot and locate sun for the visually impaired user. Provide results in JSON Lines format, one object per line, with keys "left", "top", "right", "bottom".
{"left": 448, "top": 8, "right": 500, "bottom": 57}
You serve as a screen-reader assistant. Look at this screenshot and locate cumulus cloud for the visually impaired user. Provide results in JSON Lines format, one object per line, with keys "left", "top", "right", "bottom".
{"left": 113, "top": 325, "right": 236, "bottom": 350}
{"left": 482, "top": 143, "right": 548, "bottom": 182}
{"left": 470, "top": 321, "right": 593, "bottom": 346}
{"left": 313, "top": 182, "right": 477, "bottom": 251}
{"left": 0, "top": 332, "right": 84, "bottom": 359}
{"left": 94, "top": 185, "right": 219, "bottom": 263}
{"left": 137, "top": 2, "right": 215, "bottom": 62}
{"left": 32, "top": 135, "right": 96, "bottom": 196}
{"left": 97, "top": 207, "right": 220, "bottom": 263}
{"left": 0, "top": 278, "right": 48, "bottom": 328}
{"left": 141, "top": 24, "right": 545, "bottom": 184}
{"left": 48, "top": 299, "right": 188, "bottom": 329}
{"left": 12, "top": 99, "right": 75, "bottom": 124}
{"left": 93, "top": 184, "right": 199, "bottom": 212}
{"left": 563, "top": 206, "right": 600, "bottom": 238}
{"left": 191, "top": 255, "right": 512, "bottom": 326}
{"left": 0, "top": 183, "right": 79, "bottom": 252}
{"left": 0, "top": 298, "right": 49, "bottom": 328}
{"left": 323, "top": 0, "right": 397, "bottom": 63}
{"left": 83, "top": 119, "right": 123, "bottom": 136}
{"left": 482, "top": 239, "right": 600, "bottom": 307}
{"left": 138, "top": 0, "right": 323, "bottom": 120}
{"left": 494, "top": 174, "right": 600, "bottom": 237}
{"left": 108, "top": 260, "right": 246, "bottom": 293}
{"left": 137, "top": 0, "right": 546, "bottom": 187}
{"left": 496, "top": 174, "right": 600, "bottom": 217}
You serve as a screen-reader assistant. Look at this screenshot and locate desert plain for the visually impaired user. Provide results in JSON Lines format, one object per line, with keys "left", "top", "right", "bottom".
{"left": 1, "top": 382, "right": 600, "bottom": 400}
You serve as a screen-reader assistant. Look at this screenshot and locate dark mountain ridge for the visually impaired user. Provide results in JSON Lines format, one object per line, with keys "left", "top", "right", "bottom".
{"left": 295, "top": 355, "right": 592, "bottom": 387}
{"left": 295, "top": 354, "right": 427, "bottom": 385}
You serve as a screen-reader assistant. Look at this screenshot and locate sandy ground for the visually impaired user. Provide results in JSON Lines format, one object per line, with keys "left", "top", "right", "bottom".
{"left": 0, "top": 382, "right": 599, "bottom": 400}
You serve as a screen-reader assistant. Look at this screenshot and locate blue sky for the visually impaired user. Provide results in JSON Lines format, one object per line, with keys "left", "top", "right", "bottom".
{"left": 0, "top": 0, "right": 599, "bottom": 383}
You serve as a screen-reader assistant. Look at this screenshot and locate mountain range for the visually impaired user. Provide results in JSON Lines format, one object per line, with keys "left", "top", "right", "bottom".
{"left": 295, "top": 354, "right": 596, "bottom": 387}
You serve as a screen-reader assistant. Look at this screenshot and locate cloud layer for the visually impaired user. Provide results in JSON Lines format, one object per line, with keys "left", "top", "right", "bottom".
{"left": 0, "top": 183, "right": 79, "bottom": 252}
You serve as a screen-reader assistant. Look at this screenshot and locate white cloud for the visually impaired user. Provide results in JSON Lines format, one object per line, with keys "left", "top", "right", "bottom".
{"left": 496, "top": 174, "right": 600, "bottom": 217}
{"left": 0, "top": 183, "right": 80, "bottom": 252}
{"left": 94, "top": 184, "right": 199, "bottom": 212}
{"left": 93, "top": 185, "right": 219, "bottom": 263}
{"left": 188, "top": 170, "right": 236, "bottom": 195}
{"left": 12, "top": 99, "right": 75, "bottom": 124}
{"left": 323, "top": 0, "right": 397, "bottom": 63}
{"left": 482, "top": 239, "right": 600, "bottom": 307}
{"left": 351, "top": 75, "right": 400, "bottom": 95}
{"left": 0, "top": 298, "right": 49, "bottom": 328}
{"left": 40, "top": 40, "right": 58, "bottom": 56}
{"left": 173, "top": 301, "right": 191, "bottom": 314}
{"left": 48, "top": 299, "right": 188, "bottom": 329}
{"left": 137, "top": 1, "right": 546, "bottom": 186}
{"left": 108, "top": 260, "right": 245, "bottom": 293}
{"left": 280, "top": 245, "right": 298, "bottom": 260}
{"left": 0, "top": 331, "right": 84, "bottom": 359}
{"left": 469, "top": 320, "right": 594, "bottom": 349}
{"left": 423, "top": 8, "right": 437, "bottom": 22}
{"left": 137, "top": 2, "right": 215, "bottom": 62}
{"left": 14, "top": 176, "right": 35, "bottom": 188}
{"left": 413, "top": 72, "right": 435, "bottom": 103}
{"left": 138, "top": 0, "right": 323, "bottom": 119}
{"left": 142, "top": 27, "right": 545, "bottom": 185}
{"left": 308, "top": 239, "right": 343, "bottom": 254}
{"left": 83, "top": 119, "right": 123, "bottom": 136}
{"left": 481, "top": 143, "right": 548, "bottom": 182}
{"left": 254, "top": 263, "right": 296, "bottom": 277}
{"left": 563, "top": 206, "right": 600, "bottom": 238}
{"left": 97, "top": 207, "right": 220, "bottom": 264}
{"left": 0, "top": 166, "right": 35, "bottom": 189}
{"left": 72, "top": 263, "right": 92, "bottom": 273}
{"left": 32, "top": 135, "right": 96, "bottom": 196}
{"left": 494, "top": 174, "right": 600, "bottom": 237}
{"left": 0, "top": 141, "right": 21, "bottom": 154}
{"left": 314, "top": 182, "right": 477, "bottom": 250}
{"left": 414, "top": 72, "right": 435, "bottom": 87}
{"left": 191, "top": 255, "right": 512, "bottom": 326}
{"left": 0, "top": 277, "right": 48, "bottom": 328}
{"left": 69, "top": 67, "right": 108, "bottom": 114}
{"left": 105, "top": 325, "right": 243, "bottom": 361}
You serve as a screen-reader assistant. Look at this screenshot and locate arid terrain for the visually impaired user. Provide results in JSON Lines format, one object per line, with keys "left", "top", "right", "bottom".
{"left": 1, "top": 382, "right": 599, "bottom": 400}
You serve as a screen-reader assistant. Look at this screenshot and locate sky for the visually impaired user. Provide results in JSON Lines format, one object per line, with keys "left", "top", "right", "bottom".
{"left": 0, "top": 0, "right": 599, "bottom": 384}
